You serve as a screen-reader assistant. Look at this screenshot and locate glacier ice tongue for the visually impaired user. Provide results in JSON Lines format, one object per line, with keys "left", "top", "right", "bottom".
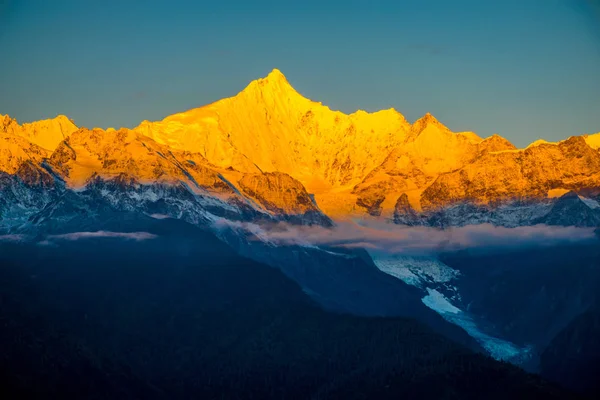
{"left": 370, "top": 251, "right": 533, "bottom": 363}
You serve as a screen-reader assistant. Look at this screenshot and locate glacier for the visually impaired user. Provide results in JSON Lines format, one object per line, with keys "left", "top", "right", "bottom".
{"left": 369, "top": 251, "right": 533, "bottom": 363}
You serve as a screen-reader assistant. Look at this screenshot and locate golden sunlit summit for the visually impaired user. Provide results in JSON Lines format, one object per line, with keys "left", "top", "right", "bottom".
{"left": 2, "top": 69, "right": 600, "bottom": 220}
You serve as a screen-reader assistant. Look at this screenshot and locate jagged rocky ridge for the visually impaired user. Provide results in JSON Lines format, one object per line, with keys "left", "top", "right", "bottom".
{"left": 2, "top": 69, "right": 599, "bottom": 229}
{"left": 0, "top": 123, "right": 332, "bottom": 233}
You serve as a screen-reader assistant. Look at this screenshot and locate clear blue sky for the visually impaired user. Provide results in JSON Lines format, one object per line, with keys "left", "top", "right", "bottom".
{"left": 1, "top": 0, "right": 599, "bottom": 147}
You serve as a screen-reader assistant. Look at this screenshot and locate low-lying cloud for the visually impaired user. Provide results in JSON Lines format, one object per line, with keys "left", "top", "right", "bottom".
{"left": 0, "top": 234, "right": 26, "bottom": 242}
{"left": 47, "top": 231, "right": 158, "bottom": 242}
{"left": 214, "top": 219, "right": 597, "bottom": 255}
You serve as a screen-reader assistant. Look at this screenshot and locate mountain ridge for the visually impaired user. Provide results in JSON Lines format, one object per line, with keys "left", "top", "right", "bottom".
{"left": 2, "top": 69, "right": 600, "bottom": 224}
{"left": 2, "top": 70, "right": 600, "bottom": 388}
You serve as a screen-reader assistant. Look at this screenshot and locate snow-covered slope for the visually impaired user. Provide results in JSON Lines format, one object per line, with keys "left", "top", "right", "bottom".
{"left": 1, "top": 114, "right": 77, "bottom": 151}
{"left": 2, "top": 69, "right": 600, "bottom": 227}
{"left": 369, "top": 251, "right": 534, "bottom": 364}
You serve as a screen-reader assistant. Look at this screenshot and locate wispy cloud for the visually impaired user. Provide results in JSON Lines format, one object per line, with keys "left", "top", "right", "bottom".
{"left": 148, "top": 213, "right": 171, "bottom": 220}
{"left": 0, "top": 234, "right": 26, "bottom": 242}
{"left": 47, "top": 231, "right": 158, "bottom": 242}
{"left": 214, "top": 219, "right": 596, "bottom": 255}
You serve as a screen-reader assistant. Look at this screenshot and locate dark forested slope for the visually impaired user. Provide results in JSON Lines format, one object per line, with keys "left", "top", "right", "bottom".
{"left": 541, "top": 304, "right": 600, "bottom": 398}
{"left": 0, "top": 218, "right": 573, "bottom": 399}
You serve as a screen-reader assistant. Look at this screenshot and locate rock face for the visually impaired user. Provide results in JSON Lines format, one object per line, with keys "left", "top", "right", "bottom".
{"left": 536, "top": 191, "right": 600, "bottom": 227}
{"left": 1, "top": 69, "right": 599, "bottom": 228}
{"left": 420, "top": 136, "right": 600, "bottom": 212}
{"left": 238, "top": 172, "right": 331, "bottom": 225}
{"left": 0, "top": 132, "right": 49, "bottom": 174}
{"left": 393, "top": 193, "right": 422, "bottom": 225}
{"left": 130, "top": 70, "right": 600, "bottom": 223}
{"left": 135, "top": 69, "right": 412, "bottom": 194}
{"left": 1, "top": 114, "right": 77, "bottom": 151}
{"left": 0, "top": 120, "right": 334, "bottom": 231}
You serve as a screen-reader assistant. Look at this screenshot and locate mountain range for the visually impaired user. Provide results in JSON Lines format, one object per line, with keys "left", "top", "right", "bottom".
{"left": 3, "top": 69, "right": 600, "bottom": 230}
{"left": 2, "top": 69, "right": 600, "bottom": 397}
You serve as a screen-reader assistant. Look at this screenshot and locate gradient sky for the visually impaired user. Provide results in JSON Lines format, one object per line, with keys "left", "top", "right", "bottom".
{"left": 1, "top": 0, "right": 599, "bottom": 147}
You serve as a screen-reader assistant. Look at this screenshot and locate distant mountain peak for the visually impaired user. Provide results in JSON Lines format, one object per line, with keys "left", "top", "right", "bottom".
{"left": 3, "top": 71, "right": 599, "bottom": 224}
{"left": 560, "top": 190, "right": 580, "bottom": 200}
{"left": 52, "top": 114, "right": 75, "bottom": 124}
{"left": 0, "top": 113, "right": 17, "bottom": 129}
{"left": 479, "top": 134, "right": 516, "bottom": 152}
{"left": 241, "top": 68, "right": 298, "bottom": 99}
{"left": 417, "top": 112, "right": 439, "bottom": 123}
{"left": 265, "top": 68, "right": 287, "bottom": 82}
{"left": 411, "top": 112, "right": 447, "bottom": 133}
{"left": 255, "top": 68, "right": 290, "bottom": 88}
{"left": 538, "top": 190, "right": 600, "bottom": 227}
{"left": 0, "top": 113, "right": 78, "bottom": 151}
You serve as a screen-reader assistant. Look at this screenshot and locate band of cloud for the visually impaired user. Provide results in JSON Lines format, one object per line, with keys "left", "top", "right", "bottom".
{"left": 214, "top": 219, "right": 597, "bottom": 255}
{"left": 47, "top": 231, "right": 158, "bottom": 241}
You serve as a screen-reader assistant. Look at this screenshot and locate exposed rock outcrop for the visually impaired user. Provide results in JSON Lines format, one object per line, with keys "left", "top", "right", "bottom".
{"left": 1, "top": 69, "right": 599, "bottom": 228}
{"left": 421, "top": 136, "right": 600, "bottom": 211}
{"left": 1, "top": 114, "right": 77, "bottom": 151}
{"left": 393, "top": 193, "right": 423, "bottom": 225}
